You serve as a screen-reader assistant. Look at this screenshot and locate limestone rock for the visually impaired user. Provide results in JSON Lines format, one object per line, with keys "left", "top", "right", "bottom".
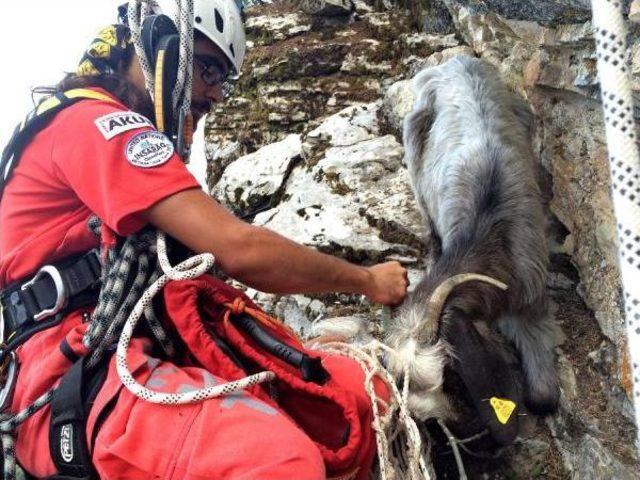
{"left": 419, "top": 0, "right": 455, "bottom": 34}
{"left": 340, "top": 52, "right": 394, "bottom": 75}
{"left": 207, "top": 0, "right": 415, "bottom": 159}
{"left": 408, "top": 45, "right": 476, "bottom": 76}
{"left": 245, "top": 13, "right": 311, "bottom": 45}
{"left": 251, "top": 104, "right": 423, "bottom": 261}
{"left": 631, "top": 0, "right": 640, "bottom": 22}
{"left": 532, "top": 91, "right": 622, "bottom": 344}
{"left": 381, "top": 79, "right": 414, "bottom": 138}
{"left": 444, "top": 0, "right": 594, "bottom": 26}
{"left": 523, "top": 48, "right": 598, "bottom": 93}
{"left": 305, "top": 102, "right": 380, "bottom": 147}
{"left": 298, "top": 0, "right": 353, "bottom": 16}
{"left": 205, "top": 138, "right": 241, "bottom": 190}
{"left": 401, "top": 32, "right": 460, "bottom": 55}
{"left": 253, "top": 145, "right": 419, "bottom": 261}
{"left": 274, "top": 294, "right": 327, "bottom": 337}
{"left": 213, "top": 134, "right": 302, "bottom": 215}
{"left": 253, "top": 44, "right": 348, "bottom": 81}
{"left": 352, "top": 0, "right": 374, "bottom": 14}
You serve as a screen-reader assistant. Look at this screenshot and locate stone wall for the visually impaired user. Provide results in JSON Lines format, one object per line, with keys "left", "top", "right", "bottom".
{"left": 204, "top": 0, "right": 640, "bottom": 477}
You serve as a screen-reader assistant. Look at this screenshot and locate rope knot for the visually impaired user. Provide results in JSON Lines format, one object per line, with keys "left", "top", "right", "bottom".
{"left": 230, "top": 297, "right": 246, "bottom": 316}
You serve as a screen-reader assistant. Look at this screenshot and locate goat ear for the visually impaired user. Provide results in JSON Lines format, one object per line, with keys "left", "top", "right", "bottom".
{"left": 442, "top": 314, "right": 522, "bottom": 445}
{"left": 403, "top": 67, "right": 437, "bottom": 170}
{"left": 403, "top": 100, "right": 434, "bottom": 169}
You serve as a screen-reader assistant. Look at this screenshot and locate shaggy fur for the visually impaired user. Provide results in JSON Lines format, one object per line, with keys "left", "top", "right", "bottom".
{"left": 387, "top": 56, "right": 560, "bottom": 422}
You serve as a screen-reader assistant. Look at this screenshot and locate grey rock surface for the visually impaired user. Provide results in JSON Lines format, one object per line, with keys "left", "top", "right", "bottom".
{"left": 443, "top": 0, "right": 631, "bottom": 27}
{"left": 298, "top": 0, "right": 353, "bottom": 16}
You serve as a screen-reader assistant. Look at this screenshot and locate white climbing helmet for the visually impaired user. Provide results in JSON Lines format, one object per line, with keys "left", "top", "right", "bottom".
{"left": 155, "top": 0, "right": 246, "bottom": 77}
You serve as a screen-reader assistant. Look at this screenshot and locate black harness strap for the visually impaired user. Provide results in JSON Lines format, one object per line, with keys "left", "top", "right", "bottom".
{"left": 0, "top": 249, "right": 101, "bottom": 340}
{"left": 47, "top": 358, "right": 108, "bottom": 480}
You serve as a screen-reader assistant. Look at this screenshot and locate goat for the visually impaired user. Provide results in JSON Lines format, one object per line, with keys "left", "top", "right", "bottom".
{"left": 386, "top": 56, "right": 560, "bottom": 444}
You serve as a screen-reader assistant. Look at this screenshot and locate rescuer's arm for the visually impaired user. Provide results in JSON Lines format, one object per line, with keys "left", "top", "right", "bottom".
{"left": 143, "top": 188, "right": 408, "bottom": 305}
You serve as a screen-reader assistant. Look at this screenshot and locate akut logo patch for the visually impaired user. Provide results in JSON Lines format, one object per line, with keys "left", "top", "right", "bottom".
{"left": 95, "top": 111, "right": 153, "bottom": 140}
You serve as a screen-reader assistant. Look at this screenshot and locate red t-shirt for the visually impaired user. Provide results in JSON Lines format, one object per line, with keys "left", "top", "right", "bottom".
{"left": 0, "top": 88, "right": 200, "bottom": 287}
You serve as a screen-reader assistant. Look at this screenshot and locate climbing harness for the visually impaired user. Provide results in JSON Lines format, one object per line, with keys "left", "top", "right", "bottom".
{"left": 590, "top": 0, "right": 640, "bottom": 453}
{"left": 0, "top": 87, "right": 120, "bottom": 480}
{"left": 0, "top": 250, "right": 101, "bottom": 335}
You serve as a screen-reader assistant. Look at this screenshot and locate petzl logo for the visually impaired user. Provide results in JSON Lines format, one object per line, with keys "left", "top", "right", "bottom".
{"left": 60, "top": 424, "right": 74, "bottom": 463}
{"left": 95, "top": 111, "right": 153, "bottom": 140}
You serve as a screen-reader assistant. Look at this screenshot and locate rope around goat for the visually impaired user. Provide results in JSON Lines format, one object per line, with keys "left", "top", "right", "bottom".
{"left": 312, "top": 339, "right": 432, "bottom": 480}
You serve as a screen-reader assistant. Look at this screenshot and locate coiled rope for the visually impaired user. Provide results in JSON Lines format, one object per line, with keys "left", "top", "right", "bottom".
{"left": 172, "top": 0, "right": 194, "bottom": 116}
{"left": 114, "top": 232, "right": 275, "bottom": 405}
{"left": 590, "top": 0, "right": 640, "bottom": 453}
{"left": 128, "top": 0, "right": 194, "bottom": 152}
{"left": 128, "top": 0, "right": 158, "bottom": 97}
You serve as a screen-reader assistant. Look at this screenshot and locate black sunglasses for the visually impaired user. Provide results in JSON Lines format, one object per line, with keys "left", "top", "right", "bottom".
{"left": 193, "top": 54, "right": 231, "bottom": 87}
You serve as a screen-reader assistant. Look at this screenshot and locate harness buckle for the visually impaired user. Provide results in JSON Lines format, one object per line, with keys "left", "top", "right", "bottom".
{"left": 0, "top": 350, "right": 18, "bottom": 412}
{"left": 21, "top": 265, "right": 68, "bottom": 321}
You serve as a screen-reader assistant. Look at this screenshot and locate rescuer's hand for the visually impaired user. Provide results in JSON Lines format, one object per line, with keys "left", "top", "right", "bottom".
{"left": 363, "top": 261, "right": 409, "bottom": 306}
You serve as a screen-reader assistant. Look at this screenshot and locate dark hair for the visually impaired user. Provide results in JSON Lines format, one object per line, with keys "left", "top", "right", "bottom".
{"left": 32, "top": 70, "right": 154, "bottom": 121}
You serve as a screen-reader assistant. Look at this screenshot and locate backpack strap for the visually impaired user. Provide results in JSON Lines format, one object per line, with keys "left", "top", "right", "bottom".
{"left": 0, "top": 89, "right": 118, "bottom": 200}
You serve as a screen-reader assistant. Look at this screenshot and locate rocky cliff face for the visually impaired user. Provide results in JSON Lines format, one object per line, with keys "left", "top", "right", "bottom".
{"left": 204, "top": 1, "right": 640, "bottom": 477}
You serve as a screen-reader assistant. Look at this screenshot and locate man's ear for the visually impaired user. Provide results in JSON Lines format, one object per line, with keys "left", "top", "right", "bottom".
{"left": 441, "top": 313, "right": 523, "bottom": 445}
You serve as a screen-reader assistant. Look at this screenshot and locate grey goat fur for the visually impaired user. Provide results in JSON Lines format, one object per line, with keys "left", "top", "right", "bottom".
{"left": 387, "top": 56, "right": 560, "bottom": 424}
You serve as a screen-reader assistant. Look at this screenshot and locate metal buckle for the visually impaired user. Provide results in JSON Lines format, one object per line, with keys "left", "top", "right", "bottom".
{"left": 0, "top": 351, "right": 18, "bottom": 412}
{"left": 21, "top": 265, "right": 67, "bottom": 321}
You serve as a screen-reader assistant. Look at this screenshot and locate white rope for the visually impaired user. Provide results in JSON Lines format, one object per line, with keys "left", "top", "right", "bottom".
{"left": 172, "top": 0, "right": 194, "bottom": 114}
{"left": 128, "top": 0, "right": 157, "bottom": 98}
{"left": 590, "top": 0, "right": 640, "bottom": 452}
{"left": 313, "top": 340, "right": 432, "bottom": 480}
{"left": 127, "top": 0, "right": 193, "bottom": 114}
{"left": 115, "top": 231, "right": 275, "bottom": 404}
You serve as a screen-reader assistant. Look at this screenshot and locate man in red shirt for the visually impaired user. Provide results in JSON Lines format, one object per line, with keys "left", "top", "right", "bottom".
{"left": 0, "top": 1, "right": 408, "bottom": 478}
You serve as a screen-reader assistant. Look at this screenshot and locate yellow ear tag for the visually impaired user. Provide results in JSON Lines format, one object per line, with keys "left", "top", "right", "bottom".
{"left": 489, "top": 397, "right": 516, "bottom": 424}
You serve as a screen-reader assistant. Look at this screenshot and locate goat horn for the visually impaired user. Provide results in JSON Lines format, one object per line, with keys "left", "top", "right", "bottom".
{"left": 425, "top": 273, "right": 508, "bottom": 340}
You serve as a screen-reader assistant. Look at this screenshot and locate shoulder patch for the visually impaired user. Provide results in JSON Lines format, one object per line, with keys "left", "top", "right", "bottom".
{"left": 95, "top": 111, "right": 153, "bottom": 140}
{"left": 125, "top": 131, "right": 175, "bottom": 168}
